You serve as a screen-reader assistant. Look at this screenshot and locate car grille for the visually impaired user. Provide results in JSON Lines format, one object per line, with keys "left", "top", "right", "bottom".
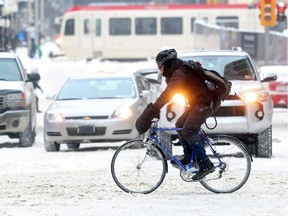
{"left": 215, "top": 94, "right": 245, "bottom": 117}
{"left": 0, "top": 96, "right": 4, "bottom": 108}
{"left": 215, "top": 106, "right": 245, "bottom": 117}
{"left": 66, "top": 126, "right": 106, "bottom": 136}
{"left": 113, "top": 129, "right": 132, "bottom": 135}
{"left": 47, "top": 132, "right": 61, "bottom": 136}
{"left": 65, "top": 116, "right": 109, "bottom": 120}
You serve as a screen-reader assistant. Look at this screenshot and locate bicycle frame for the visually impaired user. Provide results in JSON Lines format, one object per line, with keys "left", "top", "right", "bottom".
{"left": 147, "top": 123, "right": 224, "bottom": 172}
{"left": 111, "top": 122, "right": 252, "bottom": 194}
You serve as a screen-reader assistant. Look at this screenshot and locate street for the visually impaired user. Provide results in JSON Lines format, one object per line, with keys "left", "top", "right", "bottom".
{"left": 0, "top": 52, "right": 287, "bottom": 216}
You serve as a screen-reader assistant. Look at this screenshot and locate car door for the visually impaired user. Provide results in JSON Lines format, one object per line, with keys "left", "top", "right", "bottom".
{"left": 134, "top": 75, "right": 150, "bottom": 114}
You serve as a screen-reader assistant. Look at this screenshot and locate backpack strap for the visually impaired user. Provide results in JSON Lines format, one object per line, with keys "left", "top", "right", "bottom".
{"left": 200, "top": 101, "right": 218, "bottom": 130}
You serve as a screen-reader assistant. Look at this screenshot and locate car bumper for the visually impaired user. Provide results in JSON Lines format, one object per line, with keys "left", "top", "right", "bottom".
{"left": 158, "top": 99, "right": 273, "bottom": 135}
{"left": 44, "top": 118, "right": 139, "bottom": 143}
{"left": 0, "top": 110, "right": 29, "bottom": 133}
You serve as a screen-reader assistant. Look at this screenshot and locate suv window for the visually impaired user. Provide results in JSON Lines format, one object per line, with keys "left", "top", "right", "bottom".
{"left": 0, "top": 58, "right": 22, "bottom": 81}
{"left": 180, "top": 55, "right": 255, "bottom": 80}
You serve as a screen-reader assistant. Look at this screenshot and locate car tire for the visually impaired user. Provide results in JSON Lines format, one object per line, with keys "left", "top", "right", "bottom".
{"left": 44, "top": 136, "right": 60, "bottom": 152}
{"left": 19, "top": 112, "right": 35, "bottom": 147}
{"left": 67, "top": 143, "right": 80, "bottom": 149}
{"left": 256, "top": 125, "right": 272, "bottom": 158}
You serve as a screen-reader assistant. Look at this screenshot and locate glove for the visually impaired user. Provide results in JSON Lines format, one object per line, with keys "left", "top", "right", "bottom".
{"left": 135, "top": 103, "right": 160, "bottom": 134}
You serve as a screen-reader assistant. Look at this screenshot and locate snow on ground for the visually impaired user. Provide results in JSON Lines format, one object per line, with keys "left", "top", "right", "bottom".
{"left": 0, "top": 43, "right": 287, "bottom": 216}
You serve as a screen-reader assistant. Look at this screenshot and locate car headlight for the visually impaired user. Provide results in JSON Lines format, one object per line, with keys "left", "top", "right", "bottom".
{"left": 6, "top": 92, "right": 25, "bottom": 107}
{"left": 112, "top": 107, "right": 133, "bottom": 119}
{"left": 242, "top": 91, "right": 269, "bottom": 103}
{"left": 46, "top": 112, "right": 65, "bottom": 122}
{"left": 171, "top": 94, "right": 187, "bottom": 105}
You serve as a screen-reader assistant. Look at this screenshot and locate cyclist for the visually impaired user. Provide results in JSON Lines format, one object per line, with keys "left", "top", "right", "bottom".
{"left": 136, "top": 48, "right": 222, "bottom": 180}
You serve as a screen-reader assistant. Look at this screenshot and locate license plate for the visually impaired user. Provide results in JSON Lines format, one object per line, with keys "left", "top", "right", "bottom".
{"left": 79, "top": 126, "right": 94, "bottom": 135}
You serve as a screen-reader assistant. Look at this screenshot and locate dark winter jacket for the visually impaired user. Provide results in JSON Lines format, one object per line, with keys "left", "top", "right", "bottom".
{"left": 152, "top": 59, "right": 214, "bottom": 111}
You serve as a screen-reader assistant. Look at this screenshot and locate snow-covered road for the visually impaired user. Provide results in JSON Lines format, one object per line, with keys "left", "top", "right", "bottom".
{"left": 0, "top": 46, "right": 287, "bottom": 216}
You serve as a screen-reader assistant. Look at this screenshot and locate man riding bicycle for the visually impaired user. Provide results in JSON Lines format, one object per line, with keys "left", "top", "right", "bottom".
{"left": 136, "top": 48, "right": 222, "bottom": 180}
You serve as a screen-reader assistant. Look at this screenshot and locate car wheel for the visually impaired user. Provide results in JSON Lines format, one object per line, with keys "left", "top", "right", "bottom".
{"left": 44, "top": 136, "right": 60, "bottom": 152}
{"left": 19, "top": 112, "right": 34, "bottom": 147}
{"left": 256, "top": 125, "right": 272, "bottom": 158}
{"left": 67, "top": 143, "right": 80, "bottom": 149}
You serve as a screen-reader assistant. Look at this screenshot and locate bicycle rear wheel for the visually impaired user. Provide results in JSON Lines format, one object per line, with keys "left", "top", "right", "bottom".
{"left": 111, "top": 140, "right": 167, "bottom": 194}
{"left": 200, "top": 135, "right": 251, "bottom": 193}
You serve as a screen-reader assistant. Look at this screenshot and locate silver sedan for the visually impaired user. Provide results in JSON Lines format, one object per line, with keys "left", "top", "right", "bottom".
{"left": 43, "top": 72, "right": 151, "bottom": 151}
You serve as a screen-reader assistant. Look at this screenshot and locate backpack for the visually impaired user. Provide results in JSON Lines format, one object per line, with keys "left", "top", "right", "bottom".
{"left": 184, "top": 60, "right": 232, "bottom": 101}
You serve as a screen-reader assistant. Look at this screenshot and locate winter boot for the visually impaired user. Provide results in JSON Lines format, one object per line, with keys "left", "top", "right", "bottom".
{"left": 170, "top": 139, "right": 192, "bottom": 168}
{"left": 192, "top": 157, "right": 215, "bottom": 181}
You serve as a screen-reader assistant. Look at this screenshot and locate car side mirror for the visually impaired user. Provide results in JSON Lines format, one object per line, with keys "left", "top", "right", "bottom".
{"left": 144, "top": 73, "right": 161, "bottom": 84}
{"left": 27, "top": 73, "right": 41, "bottom": 82}
{"left": 260, "top": 72, "right": 277, "bottom": 83}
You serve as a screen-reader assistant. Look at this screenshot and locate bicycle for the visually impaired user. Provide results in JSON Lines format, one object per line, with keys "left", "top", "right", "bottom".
{"left": 111, "top": 121, "right": 252, "bottom": 194}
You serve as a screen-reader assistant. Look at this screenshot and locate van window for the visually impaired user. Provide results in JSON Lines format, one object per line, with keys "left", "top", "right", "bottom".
{"left": 84, "top": 19, "right": 89, "bottom": 34}
{"left": 109, "top": 18, "right": 131, "bottom": 35}
{"left": 135, "top": 18, "right": 157, "bottom": 35}
{"left": 64, "top": 19, "right": 75, "bottom": 35}
{"left": 161, "top": 17, "right": 182, "bottom": 35}
{"left": 95, "top": 18, "right": 101, "bottom": 36}
{"left": 191, "top": 17, "right": 196, "bottom": 32}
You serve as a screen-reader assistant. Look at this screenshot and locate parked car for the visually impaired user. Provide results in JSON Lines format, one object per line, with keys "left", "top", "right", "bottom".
{"left": 259, "top": 65, "right": 288, "bottom": 108}
{"left": 43, "top": 72, "right": 151, "bottom": 151}
{"left": 0, "top": 52, "right": 40, "bottom": 147}
{"left": 146, "top": 48, "right": 277, "bottom": 158}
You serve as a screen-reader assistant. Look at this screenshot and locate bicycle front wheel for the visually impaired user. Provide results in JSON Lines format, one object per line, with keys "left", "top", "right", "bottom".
{"left": 200, "top": 135, "right": 251, "bottom": 193}
{"left": 111, "top": 140, "right": 167, "bottom": 194}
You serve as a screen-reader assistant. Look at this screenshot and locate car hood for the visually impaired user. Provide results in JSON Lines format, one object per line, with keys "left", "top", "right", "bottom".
{"left": 47, "top": 98, "right": 136, "bottom": 116}
{"left": 230, "top": 80, "right": 265, "bottom": 94}
{"left": 0, "top": 81, "right": 25, "bottom": 91}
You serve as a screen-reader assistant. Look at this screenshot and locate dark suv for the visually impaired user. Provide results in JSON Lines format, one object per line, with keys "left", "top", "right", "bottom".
{"left": 0, "top": 52, "right": 40, "bottom": 147}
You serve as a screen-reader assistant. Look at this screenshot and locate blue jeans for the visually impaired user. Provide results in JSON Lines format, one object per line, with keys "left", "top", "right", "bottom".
{"left": 179, "top": 138, "right": 208, "bottom": 161}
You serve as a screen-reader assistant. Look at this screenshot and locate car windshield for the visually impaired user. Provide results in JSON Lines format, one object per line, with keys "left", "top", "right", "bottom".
{"left": 56, "top": 77, "right": 136, "bottom": 100}
{"left": 0, "top": 58, "right": 22, "bottom": 81}
{"left": 180, "top": 55, "right": 255, "bottom": 80}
